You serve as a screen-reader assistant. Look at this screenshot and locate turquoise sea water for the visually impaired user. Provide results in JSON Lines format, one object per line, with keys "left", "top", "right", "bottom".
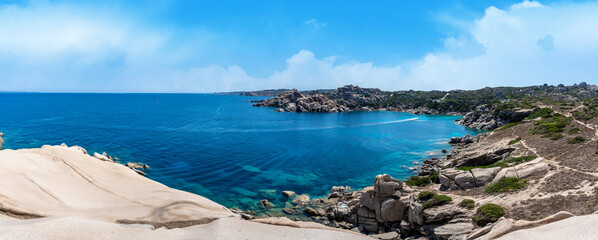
{"left": 0, "top": 93, "right": 480, "bottom": 211}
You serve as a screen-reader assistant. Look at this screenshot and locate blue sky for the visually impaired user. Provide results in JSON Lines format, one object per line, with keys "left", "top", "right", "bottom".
{"left": 0, "top": 0, "right": 597, "bottom": 92}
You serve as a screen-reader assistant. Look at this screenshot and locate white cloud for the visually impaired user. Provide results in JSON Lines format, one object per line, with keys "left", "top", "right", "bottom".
{"left": 304, "top": 18, "right": 327, "bottom": 28}
{"left": 1, "top": 1, "right": 598, "bottom": 92}
{"left": 404, "top": 0, "right": 598, "bottom": 89}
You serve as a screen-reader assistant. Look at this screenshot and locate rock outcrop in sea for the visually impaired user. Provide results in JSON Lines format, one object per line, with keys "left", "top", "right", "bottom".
{"left": 253, "top": 89, "right": 348, "bottom": 112}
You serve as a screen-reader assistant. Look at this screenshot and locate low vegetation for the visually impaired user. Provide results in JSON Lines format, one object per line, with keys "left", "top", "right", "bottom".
{"left": 405, "top": 176, "right": 431, "bottom": 187}
{"left": 429, "top": 171, "right": 440, "bottom": 183}
{"left": 572, "top": 99, "right": 598, "bottom": 121}
{"left": 422, "top": 194, "right": 452, "bottom": 208}
{"left": 568, "top": 136, "right": 586, "bottom": 144}
{"left": 529, "top": 113, "right": 572, "bottom": 140}
{"left": 550, "top": 133, "right": 564, "bottom": 140}
{"left": 473, "top": 204, "right": 505, "bottom": 226}
{"left": 418, "top": 191, "right": 436, "bottom": 201}
{"left": 498, "top": 122, "right": 520, "bottom": 130}
{"left": 567, "top": 128, "right": 581, "bottom": 134}
{"left": 459, "top": 199, "right": 475, "bottom": 209}
{"left": 457, "top": 162, "right": 508, "bottom": 171}
{"left": 484, "top": 177, "right": 525, "bottom": 193}
{"left": 528, "top": 107, "right": 554, "bottom": 119}
{"left": 505, "top": 155, "right": 537, "bottom": 164}
{"left": 508, "top": 137, "right": 522, "bottom": 145}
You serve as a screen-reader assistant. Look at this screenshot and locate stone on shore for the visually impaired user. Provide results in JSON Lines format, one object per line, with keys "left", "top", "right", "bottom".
{"left": 293, "top": 194, "right": 310, "bottom": 205}
{"left": 126, "top": 162, "right": 144, "bottom": 169}
{"left": 304, "top": 207, "right": 320, "bottom": 216}
{"left": 93, "top": 152, "right": 112, "bottom": 161}
{"left": 282, "top": 191, "right": 296, "bottom": 197}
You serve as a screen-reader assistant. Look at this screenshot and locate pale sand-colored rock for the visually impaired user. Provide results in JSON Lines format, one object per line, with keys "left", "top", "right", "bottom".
{"left": 0, "top": 145, "right": 232, "bottom": 223}
{"left": 0, "top": 216, "right": 372, "bottom": 240}
{"left": 0, "top": 145, "right": 372, "bottom": 239}
{"left": 496, "top": 214, "right": 598, "bottom": 240}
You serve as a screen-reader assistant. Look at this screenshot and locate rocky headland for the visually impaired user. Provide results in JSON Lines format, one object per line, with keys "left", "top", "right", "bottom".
{"left": 246, "top": 82, "right": 598, "bottom": 239}
{"left": 252, "top": 82, "right": 598, "bottom": 130}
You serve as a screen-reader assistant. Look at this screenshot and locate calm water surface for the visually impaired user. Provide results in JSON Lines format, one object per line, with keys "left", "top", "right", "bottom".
{"left": 0, "top": 93, "right": 480, "bottom": 211}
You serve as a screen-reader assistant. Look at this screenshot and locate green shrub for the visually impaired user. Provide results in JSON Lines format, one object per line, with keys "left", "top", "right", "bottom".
{"left": 530, "top": 114, "right": 572, "bottom": 137}
{"left": 459, "top": 199, "right": 475, "bottom": 209}
{"left": 528, "top": 107, "right": 554, "bottom": 119}
{"left": 429, "top": 171, "right": 440, "bottom": 183}
{"left": 457, "top": 162, "right": 508, "bottom": 171}
{"left": 567, "top": 128, "right": 581, "bottom": 134}
{"left": 508, "top": 137, "right": 522, "bottom": 145}
{"left": 549, "top": 133, "right": 564, "bottom": 140}
{"left": 418, "top": 191, "right": 437, "bottom": 201}
{"left": 423, "top": 195, "right": 452, "bottom": 208}
{"left": 505, "top": 155, "right": 537, "bottom": 164}
{"left": 473, "top": 204, "right": 505, "bottom": 226}
{"left": 568, "top": 136, "right": 586, "bottom": 144}
{"left": 498, "top": 122, "right": 520, "bottom": 130}
{"left": 484, "top": 177, "right": 525, "bottom": 193}
{"left": 405, "top": 176, "right": 431, "bottom": 187}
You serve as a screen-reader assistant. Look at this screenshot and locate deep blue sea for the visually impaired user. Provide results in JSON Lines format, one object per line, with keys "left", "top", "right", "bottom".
{"left": 0, "top": 93, "right": 480, "bottom": 211}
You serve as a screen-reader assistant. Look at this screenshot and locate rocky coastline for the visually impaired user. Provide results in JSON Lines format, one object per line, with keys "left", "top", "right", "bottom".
{"left": 3, "top": 83, "right": 598, "bottom": 239}
{"left": 249, "top": 114, "right": 598, "bottom": 239}
{"left": 245, "top": 83, "right": 598, "bottom": 239}
{"left": 252, "top": 83, "right": 598, "bottom": 130}
{"left": 3, "top": 100, "right": 598, "bottom": 239}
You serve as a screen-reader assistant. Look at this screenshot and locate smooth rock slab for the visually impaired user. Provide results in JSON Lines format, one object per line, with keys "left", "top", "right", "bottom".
{"left": 471, "top": 167, "right": 501, "bottom": 187}
{"left": 454, "top": 172, "right": 476, "bottom": 189}
{"left": 377, "top": 198, "right": 404, "bottom": 222}
{"left": 433, "top": 223, "right": 473, "bottom": 240}
{"left": 423, "top": 204, "right": 468, "bottom": 224}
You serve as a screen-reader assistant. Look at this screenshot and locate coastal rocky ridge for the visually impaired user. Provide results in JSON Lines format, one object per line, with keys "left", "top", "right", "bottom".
{"left": 246, "top": 83, "right": 598, "bottom": 239}
{"left": 252, "top": 83, "right": 598, "bottom": 129}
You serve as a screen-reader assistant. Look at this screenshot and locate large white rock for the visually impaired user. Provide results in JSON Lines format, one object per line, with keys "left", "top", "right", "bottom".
{"left": 0, "top": 145, "right": 372, "bottom": 240}
{"left": 471, "top": 167, "right": 501, "bottom": 187}
{"left": 454, "top": 172, "right": 476, "bottom": 189}
{"left": 516, "top": 163, "right": 548, "bottom": 179}
{"left": 433, "top": 222, "right": 473, "bottom": 240}
{"left": 496, "top": 214, "right": 598, "bottom": 240}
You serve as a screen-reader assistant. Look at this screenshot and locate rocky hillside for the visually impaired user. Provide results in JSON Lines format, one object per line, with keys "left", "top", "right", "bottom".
{"left": 253, "top": 83, "right": 598, "bottom": 130}
{"left": 258, "top": 101, "right": 598, "bottom": 239}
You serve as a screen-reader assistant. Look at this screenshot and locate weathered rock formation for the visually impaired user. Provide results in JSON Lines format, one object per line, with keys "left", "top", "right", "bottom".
{"left": 456, "top": 105, "right": 533, "bottom": 130}
{"left": 253, "top": 89, "right": 348, "bottom": 113}
{"left": 327, "top": 85, "right": 388, "bottom": 109}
